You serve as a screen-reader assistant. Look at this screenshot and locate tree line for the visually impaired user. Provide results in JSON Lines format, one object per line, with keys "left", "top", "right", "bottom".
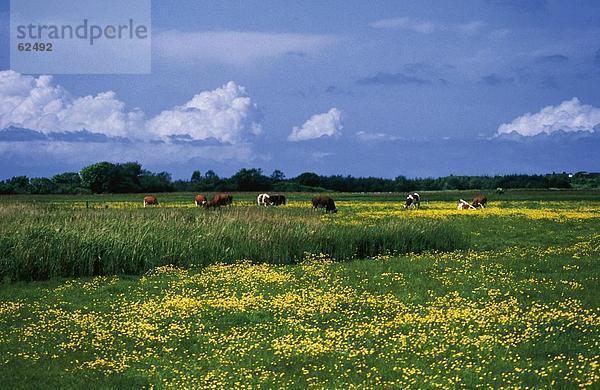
{"left": 0, "top": 161, "right": 597, "bottom": 195}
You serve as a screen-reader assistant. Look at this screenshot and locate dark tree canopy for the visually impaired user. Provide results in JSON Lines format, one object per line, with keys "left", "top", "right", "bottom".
{"left": 1, "top": 163, "right": 596, "bottom": 195}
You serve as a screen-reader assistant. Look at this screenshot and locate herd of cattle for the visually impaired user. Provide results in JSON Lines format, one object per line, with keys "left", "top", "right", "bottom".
{"left": 143, "top": 192, "right": 488, "bottom": 212}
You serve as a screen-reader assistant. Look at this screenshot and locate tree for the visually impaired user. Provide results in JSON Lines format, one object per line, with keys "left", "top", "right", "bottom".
{"left": 139, "top": 171, "right": 173, "bottom": 192}
{"left": 295, "top": 172, "right": 321, "bottom": 188}
{"left": 52, "top": 172, "right": 82, "bottom": 193}
{"left": 270, "top": 170, "right": 285, "bottom": 182}
{"left": 191, "top": 170, "right": 202, "bottom": 183}
{"left": 230, "top": 168, "right": 272, "bottom": 191}
{"left": 30, "top": 178, "right": 56, "bottom": 194}
{"left": 5, "top": 176, "right": 31, "bottom": 194}
{"left": 80, "top": 162, "right": 116, "bottom": 193}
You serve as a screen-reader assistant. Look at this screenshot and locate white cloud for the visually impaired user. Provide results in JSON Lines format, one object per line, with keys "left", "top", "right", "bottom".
{"left": 355, "top": 131, "right": 389, "bottom": 141}
{"left": 147, "top": 81, "right": 262, "bottom": 144}
{"left": 497, "top": 98, "right": 600, "bottom": 136}
{"left": 370, "top": 17, "right": 435, "bottom": 33}
{"left": 288, "top": 108, "right": 343, "bottom": 141}
{"left": 154, "top": 31, "right": 337, "bottom": 65}
{"left": 0, "top": 71, "right": 263, "bottom": 144}
{"left": 370, "top": 18, "right": 487, "bottom": 36}
{"left": 0, "top": 71, "right": 143, "bottom": 137}
{"left": 355, "top": 131, "right": 403, "bottom": 142}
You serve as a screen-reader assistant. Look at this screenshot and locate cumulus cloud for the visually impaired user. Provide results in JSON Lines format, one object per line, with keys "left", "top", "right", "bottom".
{"left": 147, "top": 81, "right": 262, "bottom": 144}
{"left": 497, "top": 98, "right": 600, "bottom": 136}
{"left": 0, "top": 71, "right": 144, "bottom": 137}
{"left": 288, "top": 108, "right": 343, "bottom": 141}
{"left": 154, "top": 31, "right": 337, "bottom": 65}
{"left": 0, "top": 71, "right": 263, "bottom": 144}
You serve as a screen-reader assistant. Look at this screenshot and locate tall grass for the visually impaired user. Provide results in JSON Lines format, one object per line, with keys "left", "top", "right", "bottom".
{"left": 0, "top": 203, "right": 467, "bottom": 281}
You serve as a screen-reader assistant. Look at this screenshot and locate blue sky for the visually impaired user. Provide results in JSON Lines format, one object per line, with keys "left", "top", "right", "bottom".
{"left": 0, "top": 0, "right": 599, "bottom": 179}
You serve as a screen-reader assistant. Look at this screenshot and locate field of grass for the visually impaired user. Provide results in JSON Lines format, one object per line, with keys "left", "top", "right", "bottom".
{"left": 0, "top": 190, "right": 599, "bottom": 388}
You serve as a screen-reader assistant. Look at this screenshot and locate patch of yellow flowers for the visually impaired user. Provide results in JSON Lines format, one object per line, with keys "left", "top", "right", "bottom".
{"left": 1, "top": 235, "right": 598, "bottom": 388}
{"left": 0, "top": 199, "right": 598, "bottom": 388}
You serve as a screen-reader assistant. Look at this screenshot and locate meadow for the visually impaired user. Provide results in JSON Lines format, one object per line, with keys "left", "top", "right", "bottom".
{"left": 0, "top": 190, "right": 598, "bottom": 388}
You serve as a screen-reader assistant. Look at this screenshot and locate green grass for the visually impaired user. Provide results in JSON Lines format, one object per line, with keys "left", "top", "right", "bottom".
{"left": 0, "top": 190, "right": 598, "bottom": 388}
{"left": 0, "top": 202, "right": 466, "bottom": 281}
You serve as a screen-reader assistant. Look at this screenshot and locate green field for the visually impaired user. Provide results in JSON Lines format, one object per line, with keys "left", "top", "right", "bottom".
{"left": 0, "top": 190, "right": 599, "bottom": 388}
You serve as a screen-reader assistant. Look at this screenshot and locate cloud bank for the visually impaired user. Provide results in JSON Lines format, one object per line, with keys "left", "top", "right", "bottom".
{"left": 0, "top": 71, "right": 262, "bottom": 144}
{"left": 0, "top": 71, "right": 143, "bottom": 137}
{"left": 147, "top": 81, "right": 262, "bottom": 144}
{"left": 288, "top": 108, "right": 342, "bottom": 141}
{"left": 497, "top": 98, "right": 600, "bottom": 136}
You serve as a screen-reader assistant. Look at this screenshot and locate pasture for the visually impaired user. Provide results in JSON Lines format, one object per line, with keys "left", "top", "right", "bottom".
{"left": 0, "top": 190, "right": 599, "bottom": 388}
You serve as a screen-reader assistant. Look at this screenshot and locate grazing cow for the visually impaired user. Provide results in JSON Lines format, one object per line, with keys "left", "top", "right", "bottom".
{"left": 204, "top": 193, "right": 233, "bottom": 208}
{"left": 269, "top": 194, "right": 286, "bottom": 206}
{"left": 404, "top": 192, "right": 420, "bottom": 209}
{"left": 472, "top": 195, "right": 488, "bottom": 209}
{"left": 311, "top": 195, "right": 337, "bottom": 213}
{"left": 496, "top": 187, "right": 504, "bottom": 195}
{"left": 457, "top": 199, "right": 475, "bottom": 210}
{"left": 143, "top": 195, "right": 158, "bottom": 207}
{"left": 257, "top": 193, "right": 270, "bottom": 206}
{"left": 195, "top": 194, "right": 207, "bottom": 206}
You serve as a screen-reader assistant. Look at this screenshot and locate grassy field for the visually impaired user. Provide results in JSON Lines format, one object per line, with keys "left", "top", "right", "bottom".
{"left": 0, "top": 190, "right": 599, "bottom": 388}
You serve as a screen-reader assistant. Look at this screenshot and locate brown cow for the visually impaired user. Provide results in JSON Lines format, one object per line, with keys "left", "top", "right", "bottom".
{"left": 269, "top": 194, "right": 287, "bottom": 206}
{"left": 472, "top": 195, "right": 488, "bottom": 209}
{"left": 311, "top": 195, "right": 337, "bottom": 213}
{"left": 204, "top": 193, "right": 233, "bottom": 208}
{"left": 195, "top": 194, "right": 207, "bottom": 206}
{"left": 143, "top": 195, "right": 158, "bottom": 207}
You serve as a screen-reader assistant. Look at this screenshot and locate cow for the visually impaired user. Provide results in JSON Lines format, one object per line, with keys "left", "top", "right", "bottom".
{"left": 204, "top": 193, "right": 233, "bottom": 208}
{"left": 404, "top": 192, "right": 420, "bottom": 209}
{"left": 311, "top": 195, "right": 337, "bottom": 213}
{"left": 472, "top": 195, "right": 488, "bottom": 209}
{"left": 195, "top": 194, "right": 207, "bottom": 207}
{"left": 257, "top": 193, "right": 270, "bottom": 206}
{"left": 457, "top": 199, "right": 476, "bottom": 210}
{"left": 269, "top": 194, "right": 286, "bottom": 206}
{"left": 496, "top": 187, "right": 504, "bottom": 195}
{"left": 143, "top": 195, "right": 158, "bottom": 207}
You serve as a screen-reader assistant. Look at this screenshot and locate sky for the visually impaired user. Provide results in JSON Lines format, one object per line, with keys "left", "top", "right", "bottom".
{"left": 1, "top": 0, "right": 599, "bottom": 179}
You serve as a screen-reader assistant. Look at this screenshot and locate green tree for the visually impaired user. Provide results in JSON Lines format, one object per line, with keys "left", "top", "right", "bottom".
{"left": 52, "top": 172, "right": 82, "bottom": 193}
{"left": 5, "top": 176, "right": 31, "bottom": 194}
{"left": 270, "top": 170, "right": 285, "bottom": 182}
{"left": 80, "top": 162, "right": 116, "bottom": 193}
{"left": 30, "top": 178, "right": 57, "bottom": 194}
{"left": 230, "top": 168, "right": 272, "bottom": 191}
{"left": 191, "top": 170, "right": 202, "bottom": 183}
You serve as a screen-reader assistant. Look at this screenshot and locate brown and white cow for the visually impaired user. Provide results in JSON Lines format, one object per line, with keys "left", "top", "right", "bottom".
{"left": 311, "top": 195, "right": 337, "bottom": 213}
{"left": 404, "top": 192, "right": 420, "bottom": 209}
{"left": 143, "top": 195, "right": 158, "bottom": 207}
{"left": 204, "top": 193, "right": 233, "bottom": 208}
{"left": 195, "top": 194, "right": 207, "bottom": 206}
{"left": 257, "top": 193, "right": 270, "bottom": 206}
{"left": 457, "top": 199, "right": 475, "bottom": 210}
{"left": 472, "top": 195, "right": 488, "bottom": 209}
